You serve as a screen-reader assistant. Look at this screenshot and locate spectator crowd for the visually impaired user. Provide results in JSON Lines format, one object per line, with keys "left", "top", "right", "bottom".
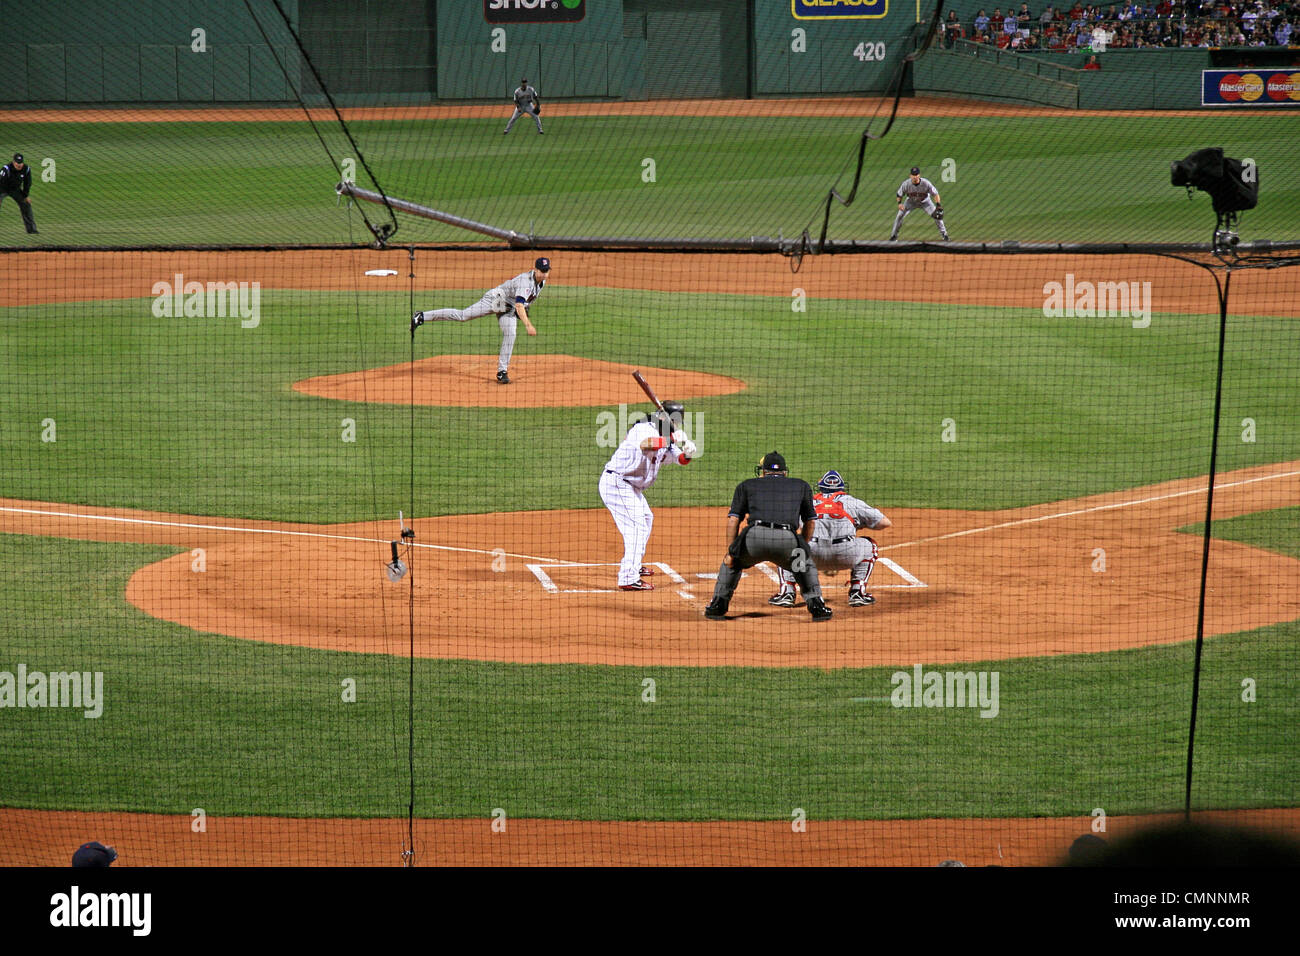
{"left": 942, "top": 0, "right": 1299, "bottom": 51}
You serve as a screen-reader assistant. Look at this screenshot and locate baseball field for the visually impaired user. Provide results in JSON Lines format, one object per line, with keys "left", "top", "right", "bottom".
{"left": 2, "top": 95, "right": 1298, "bottom": 866}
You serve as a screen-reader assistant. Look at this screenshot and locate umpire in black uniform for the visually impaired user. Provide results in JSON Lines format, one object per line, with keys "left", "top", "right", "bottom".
{"left": 704, "top": 451, "right": 832, "bottom": 621}
{"left": 0, "top": 153, "right": 38, "bottom": 234}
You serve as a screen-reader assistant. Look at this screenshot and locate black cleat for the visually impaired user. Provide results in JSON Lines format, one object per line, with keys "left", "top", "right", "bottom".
{"left": 496, "top": 370, "right": 510, "bottom": 385}
{"left": 704, "top": 599, "right": 729, "bottom": 620}
{"left": 410, "top": 312, "right": 423, "bottom": 334}
{"left": 806, "top": 597, "right": 833, "bottom": 622}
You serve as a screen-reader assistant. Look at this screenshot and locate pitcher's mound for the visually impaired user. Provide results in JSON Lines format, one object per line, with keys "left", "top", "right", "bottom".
{"left": 293, "top": 355, "right": 748, "bottom": 408}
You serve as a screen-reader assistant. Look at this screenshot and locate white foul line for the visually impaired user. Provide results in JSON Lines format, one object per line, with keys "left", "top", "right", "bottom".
{"left": 882, "top": 468, "right": 1300, "bottom": 553}
{"left": 0, "top": 504, "right": 582, "bottom": 566}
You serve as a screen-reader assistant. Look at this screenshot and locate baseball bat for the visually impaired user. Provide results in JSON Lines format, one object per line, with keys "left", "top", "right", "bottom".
{"left": 631, "top": 369, "right": 663, "bottom": 412}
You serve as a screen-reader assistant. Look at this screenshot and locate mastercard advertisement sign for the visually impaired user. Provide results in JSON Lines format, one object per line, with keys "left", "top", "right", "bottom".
{"left": 1202, "top": 69, "right": 1300, "bottom": 106}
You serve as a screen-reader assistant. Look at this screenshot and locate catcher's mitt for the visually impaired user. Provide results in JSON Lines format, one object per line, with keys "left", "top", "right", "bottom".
{"left": 932, "top": 204, "right": 944, "bottom": 221}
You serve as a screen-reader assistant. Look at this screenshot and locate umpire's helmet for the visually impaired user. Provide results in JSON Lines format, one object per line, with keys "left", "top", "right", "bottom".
{"left": 650, "top": 400, "right": 685, "bottom": 437}
{"left": 817, "top": 470, "right": 847, "bottom": 493}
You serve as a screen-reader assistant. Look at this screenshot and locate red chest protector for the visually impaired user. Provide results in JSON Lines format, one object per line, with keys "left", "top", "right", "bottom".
{"left": 814, "top": 493, "right": 852, "bottom": 521}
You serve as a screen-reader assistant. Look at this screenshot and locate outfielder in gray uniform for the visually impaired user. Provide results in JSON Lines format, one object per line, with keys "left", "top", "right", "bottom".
{"left": 769, "top": 470, "right": 891, "bottom": 609}
{"left": 503, "top": 78, "right": 543, "bottom": 135}
{"left": 704, "top": 451, "right": 833, "bottom": 622}
{"left": 410, "top": 257, "right": 550, "bottom": 385}
{"left": 890, "top": 166, "right": 949, "bottom": 241}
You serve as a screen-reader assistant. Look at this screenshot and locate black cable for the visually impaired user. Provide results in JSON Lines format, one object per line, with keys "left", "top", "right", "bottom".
{"left": 240, "top": 0, "right": 340, "bottom": 173}
{"left": 809, "top": 4, "right": 948, "bottom": 253}
{"left": 1184, "top": 265, "right": 1231, "bottom": 822}
{"left": 264, "top": 0, "right": 400, "bottom": 245}
{"left": 242, "top": 0, "right": 397, "bottom": 244}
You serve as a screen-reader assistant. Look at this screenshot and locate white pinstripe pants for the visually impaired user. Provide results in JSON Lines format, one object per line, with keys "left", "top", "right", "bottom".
{"left": 599, "top": 471, "right": 653, "bottom": 586}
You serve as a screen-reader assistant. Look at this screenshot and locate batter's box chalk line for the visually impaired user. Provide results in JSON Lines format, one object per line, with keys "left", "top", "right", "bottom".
{"left": 528, "top": 558, "right": 926, "bottom": 598}
{"left": 526, "top": 561, "right": 691, "bottom": 597}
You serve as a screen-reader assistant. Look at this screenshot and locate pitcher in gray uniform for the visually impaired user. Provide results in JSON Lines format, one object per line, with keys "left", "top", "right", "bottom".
{"left": 410, "top": 257, "right": 550, "bottom": 384}
{"left": 503, "top": 78, "right": 543, "bottom": 135}
{"left": 890, "top": 166, "right": 949, "bottom": 241}
{"left": 704, "top": 451, "right": 833, "bottom": 622}
{"left": 769, "top": 470, "right": 891, "bottom": 609}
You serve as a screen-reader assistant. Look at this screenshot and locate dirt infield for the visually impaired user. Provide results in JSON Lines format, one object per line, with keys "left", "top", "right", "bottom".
{"left": 0, "top": 95, "right": 1226, "bottom": 126}
{"left": 4, "top": 806, "right": 1296, "bottom": 866}
{"left": 3, "top": 459, "right": 1298, "bottom": 669}
{"left": 7, "top": 249, "right": 1294, "bottom": 317}
{"left": 294, "top": 355, "right": 747, "bottom": 407}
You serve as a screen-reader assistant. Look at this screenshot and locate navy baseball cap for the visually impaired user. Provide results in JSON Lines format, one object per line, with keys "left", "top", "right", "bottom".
{"left": 759, "top": 451, "right": 787, "bottom": 473}
{"left": 534, "top": 257, "right": 550, "bottom": 272}
{"left": 13, "top": 153, "right": 23, "bottom": 163}
{"left": 910, "top": 166, "right": 920, "bottom": 175}
{"left": 71, "top": 841, "right": 117, "bottom": 867}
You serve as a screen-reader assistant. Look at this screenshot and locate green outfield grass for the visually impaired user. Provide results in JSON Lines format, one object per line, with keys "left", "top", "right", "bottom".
{"left": 3, "top": 111, "right": 1297, "bottom": 246}
{"left": 0, "top": 526, "right": 1294, "bottom": 820}
{"left": 3, "top": 287, "right": 1298, "bottom": 521}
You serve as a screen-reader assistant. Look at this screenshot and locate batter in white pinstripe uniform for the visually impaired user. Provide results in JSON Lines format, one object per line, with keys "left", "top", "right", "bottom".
{"left": 769, "top": 470, "right": 891, "bottom": 608}
{"left": 599, "top": 401, "right": 697, "bottom": 591}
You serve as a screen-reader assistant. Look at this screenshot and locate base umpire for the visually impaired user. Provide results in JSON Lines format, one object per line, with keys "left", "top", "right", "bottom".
{"left": 704, "top": 451, "right": 832, "bottom": 622}
{"left": 0, "top": 153, "right": 38, "bottom": 234}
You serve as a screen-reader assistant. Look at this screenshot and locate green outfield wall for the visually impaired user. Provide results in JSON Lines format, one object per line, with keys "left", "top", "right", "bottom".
{"left": 0, "top": 0, "right": 298, "bottom": 104}
{"left": 0, "top": 0, "right": 1233, "bottom": 107}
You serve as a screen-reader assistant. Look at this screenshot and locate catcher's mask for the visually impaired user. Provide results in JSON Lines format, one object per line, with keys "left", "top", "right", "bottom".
{"left": 651, "top": 400, "right": 685, "bottom": 439}
{"left": 817, "top": 470, "right": 847, "bottom": 493}
{"left": 755, "top": 451, "right": 788, "bottom": 477}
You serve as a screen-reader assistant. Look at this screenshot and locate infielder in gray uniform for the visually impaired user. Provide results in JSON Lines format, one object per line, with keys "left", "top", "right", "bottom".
{"left": 890, "top": 165, "right": 949, "bottom": 241}
{"left": 769, "top": 470, "right": 891, "bottom": 609}
{"left": 503, "top": 78, "right": 543, "bottom": 135}
{"left": 410, "top": 257, "right": 550, "bottom": 385}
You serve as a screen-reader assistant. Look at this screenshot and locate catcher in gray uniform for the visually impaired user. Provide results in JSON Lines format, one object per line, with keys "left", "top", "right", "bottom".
{"left": 769, "top": 470, "right": 891, "bottom": 608}
{"left": 410, "top": 257, "right": 550, "bottom": 385}
{"left": 890, "top": 166, "right": 949, "bottom": 241}
{"left": 503, "top": 78, "right": 543, "bottom": 135}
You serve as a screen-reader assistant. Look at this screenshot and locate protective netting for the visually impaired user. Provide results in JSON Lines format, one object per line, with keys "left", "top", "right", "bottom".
{"left": 1, "top": 0, "right": 1297, "bottom": 868}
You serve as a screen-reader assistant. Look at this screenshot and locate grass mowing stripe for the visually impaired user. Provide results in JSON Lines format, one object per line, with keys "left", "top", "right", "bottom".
{"left": 3, "top": 114, "right": 1297, "bottom": 245}
{"left": 4, "top": 290, "right": 1297, "bottom": 520}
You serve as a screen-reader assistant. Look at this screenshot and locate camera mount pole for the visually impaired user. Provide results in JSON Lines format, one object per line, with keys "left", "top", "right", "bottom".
{"left": 1184, "top": 265, "right": 1231, "bottom": 823}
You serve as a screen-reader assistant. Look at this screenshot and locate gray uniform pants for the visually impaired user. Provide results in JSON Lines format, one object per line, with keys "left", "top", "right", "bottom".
{"left": 505, "top": 107, "right": 543, "bottom": 133}
{"left": 891, "top": 197, "right": 947, "bottom": 239}
{"left": 711, "top": 525, "right": 823, "bottom": 603}
{"left": 778, "top": 535, "right": 877, "bottom": 589}
{"left": 419, "top": 291, "right": 518, "bottom": 373}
